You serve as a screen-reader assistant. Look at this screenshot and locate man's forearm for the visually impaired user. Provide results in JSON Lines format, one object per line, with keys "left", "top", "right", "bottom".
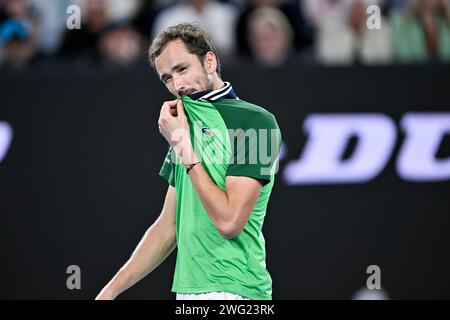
{"left": 186, "top": 163, "right": 239, "bottom": 236}
{"left": 99, "top": 220, "right": 176, "bottom": 298}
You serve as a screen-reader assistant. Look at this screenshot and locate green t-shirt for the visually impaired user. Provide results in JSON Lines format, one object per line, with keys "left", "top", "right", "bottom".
{"left": 159, "top": 82, "right": 281, "bottom": 300}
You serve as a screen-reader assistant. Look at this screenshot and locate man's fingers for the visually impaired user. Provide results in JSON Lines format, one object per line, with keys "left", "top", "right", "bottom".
{"left": 176, "top": 99, "right": 186, "bottom": 117}
{"left": 159, "top": 102, "right": 170, "bottom": 118}
{"left": 159, "top": 100, "right": 178, "bottom": 124}
{"left": 167, "top": 100, "right": 178, "bottom": 107}
{"left": 162, "top": 100, "right": 177, "bottom": 113}
{"left": 158, "top": 106, "right": 168, "bottom": 127}
{"left": 166, "top": 100, "right": 178, "bottom": 114}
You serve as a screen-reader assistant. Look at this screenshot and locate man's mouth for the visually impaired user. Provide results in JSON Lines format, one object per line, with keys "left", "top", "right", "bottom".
{"left": 179, "top": 89, "right": 195, "bottom": 97}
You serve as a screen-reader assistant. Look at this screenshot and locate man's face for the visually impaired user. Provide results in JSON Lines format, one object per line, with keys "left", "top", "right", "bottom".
{"left": 155, "top": 39, "right": 213, "bottom": 98}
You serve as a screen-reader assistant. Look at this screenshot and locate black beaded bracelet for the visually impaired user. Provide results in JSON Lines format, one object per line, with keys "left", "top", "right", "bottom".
{"left": 186, "top": 161, "right": 201, "bottom": 175}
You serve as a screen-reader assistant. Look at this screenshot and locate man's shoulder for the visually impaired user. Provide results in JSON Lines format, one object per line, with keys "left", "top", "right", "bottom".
{"left": 215, "top": 98, "right": 278, "bottom": 129}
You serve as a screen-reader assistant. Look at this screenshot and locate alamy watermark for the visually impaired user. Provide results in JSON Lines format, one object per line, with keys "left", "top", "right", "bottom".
{"left": 366, "top": 5, "right": 382, "bottom": 30}
{"left": 366, "top": 265, "right": 381, "bottom": 290}
{"left": 167, "top": 122, "right": 282, "bottom": 176}
{"left": 66, "top": 5, "right": 81, "bottom": 30}
{"left": 66, "top": 265, "right": 81, "bottom": 290}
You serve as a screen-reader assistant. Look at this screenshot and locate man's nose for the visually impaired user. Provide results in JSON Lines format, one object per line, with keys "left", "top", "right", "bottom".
{"left": 173, "top": 76, "right": 185, "bottom": 92}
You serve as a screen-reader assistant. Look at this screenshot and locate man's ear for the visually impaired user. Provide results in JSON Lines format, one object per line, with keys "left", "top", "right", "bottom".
{"left": 204, "top": 52, "right": 217, "bottom": 74}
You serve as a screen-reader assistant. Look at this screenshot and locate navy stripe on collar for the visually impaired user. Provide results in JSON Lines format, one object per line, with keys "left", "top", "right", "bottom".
{"left": 188, "top": 81, "right": 238, "bottom": 102}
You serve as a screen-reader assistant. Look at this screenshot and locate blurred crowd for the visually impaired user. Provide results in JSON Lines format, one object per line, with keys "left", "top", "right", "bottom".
{"left": 0, "top": 0, "right": 449, "bottom": 70}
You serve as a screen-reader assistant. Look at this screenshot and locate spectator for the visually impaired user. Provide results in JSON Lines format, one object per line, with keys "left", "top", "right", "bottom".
{"left": 129, "top": 0, "right": 157, "bottom": 39}
{"left": 0, "top": 19, "right": 34, "bottom": 68}
{"left": 246, "top": 6, "right": 296, "bottom": 66}
{"left": 391, "top": 0, "right": 450, "bottom": 63}
{"left": 236, "top": 0, "right": 313, "bottom": 59}
{"left": 0, "top": 0, "right": 41, "bottom": 68}
{"left": 29, "top": 0, "right": 76, "bottom": 55}
{"left": 107, "top": 0, "right": 141, "bottom": 22}
{"left": 152, "top": 0, "right": 238, "bottom": 60}
{"left": 301, "top": 0, "right": 351, "bottom": 27}
{"left": 305, "top": 0, "right": 391, "bottom": 65}
{"left": 0, "top": 0, "right": 40, "bottom": 25}
{"left": 58, "top": 0, "right": 110, "bottom": 62}
{"left": 98, "top": 22, "right": 145, "bottom": 68}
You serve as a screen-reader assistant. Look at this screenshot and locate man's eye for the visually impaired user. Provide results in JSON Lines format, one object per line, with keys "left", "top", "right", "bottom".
{"left": 180, "top": 67, "right": 187, "bottom": 73}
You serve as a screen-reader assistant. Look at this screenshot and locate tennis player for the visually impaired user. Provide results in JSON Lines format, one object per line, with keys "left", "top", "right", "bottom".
{"left": 96, "top": 23, "right": 281, "bottom": 300}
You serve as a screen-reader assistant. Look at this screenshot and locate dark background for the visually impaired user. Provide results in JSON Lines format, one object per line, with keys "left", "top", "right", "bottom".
{"left": 0, "top": 65, "right": 449, "bottom": 299}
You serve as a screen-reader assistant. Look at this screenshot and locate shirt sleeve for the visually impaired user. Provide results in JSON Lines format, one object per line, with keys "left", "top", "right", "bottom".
{"left": 226, "top": 111, "right": 281, "bottom": 185}
{"left": 159, "top": 146, "right": 176, "bottom": 187}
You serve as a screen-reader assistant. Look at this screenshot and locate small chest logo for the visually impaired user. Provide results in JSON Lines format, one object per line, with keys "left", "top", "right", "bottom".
{"left": 201, "top": 127, "right": 214, "bottom": 138}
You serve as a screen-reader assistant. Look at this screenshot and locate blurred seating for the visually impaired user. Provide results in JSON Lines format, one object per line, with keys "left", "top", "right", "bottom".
{"left": 391, "top": 0, "right": 450, "bottom": 63}
{"left": 303, "top": 0, "right": 392, "bottom": 65}
{"left": 1, "top": 0, "right": 450, "bottom": 70}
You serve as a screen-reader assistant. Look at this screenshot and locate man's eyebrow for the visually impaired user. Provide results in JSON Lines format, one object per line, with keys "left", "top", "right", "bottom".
{"left": 160, "top": 63, "right": 187, "bottom": 82}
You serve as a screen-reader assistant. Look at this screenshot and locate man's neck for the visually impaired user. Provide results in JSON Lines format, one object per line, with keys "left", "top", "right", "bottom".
{"left": 212, "top": 79, "right": 224, "bottom": 91}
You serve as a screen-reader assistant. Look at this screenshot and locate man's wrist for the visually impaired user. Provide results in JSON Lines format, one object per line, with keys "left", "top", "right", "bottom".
{"left": 179, "top": 143, "right": 199, "bottom": 168}
{"left": 186, "top": 161, "right": 201, "bottom": 174}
